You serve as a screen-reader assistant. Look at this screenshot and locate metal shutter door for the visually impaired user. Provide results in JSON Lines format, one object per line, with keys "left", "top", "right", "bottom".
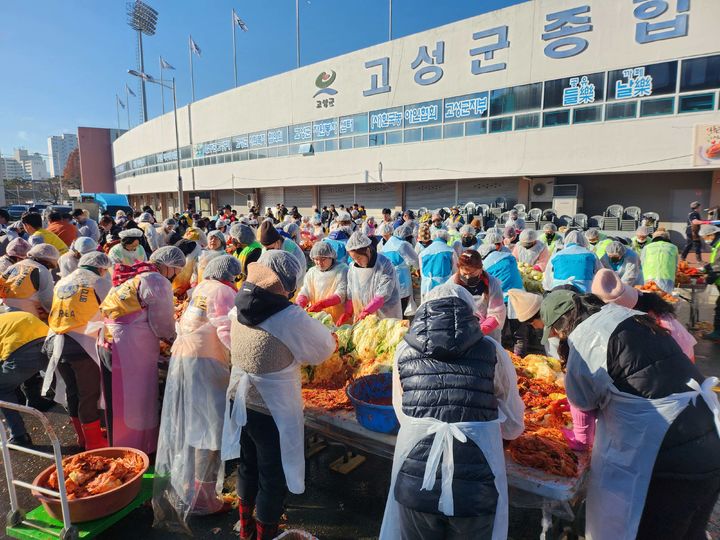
{"left": 319, "top": 184, "right": 355, "bottom": 209}
{"left": 354, "top": 183, "right": 396, "bottom": 216}
{"left": 283, "top": 186, "right": 314, "bottom": 215}
{"left": 258, "top": 187, "right": 285, "bottom": 212}
{"left": 405, "top": 181, "right": 456, "bottom": 211}
{"left": 457, "top": 178, "right": 518, "bottom": 207}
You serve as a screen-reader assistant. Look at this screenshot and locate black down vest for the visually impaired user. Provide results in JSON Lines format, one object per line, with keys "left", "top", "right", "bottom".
{"left": 394, "top": 296, "right": 499, "bottom": 518}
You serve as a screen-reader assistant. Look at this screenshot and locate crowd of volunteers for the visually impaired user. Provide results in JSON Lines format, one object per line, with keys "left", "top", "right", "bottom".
{"left": 0, "top": 198, "right": 719, "bottom": 540}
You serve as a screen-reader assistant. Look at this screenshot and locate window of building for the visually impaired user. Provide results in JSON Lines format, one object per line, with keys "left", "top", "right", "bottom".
{"left": 369, "top": 133, "right": 385, "bottom": 146}
{"left": 543, "top": 109, "right": 570, "bottom": 127}
{"left": 277, "top": 146, "right": 289, "bottom": 157}
{"left": 465, "top": 120, "right": 487, "bottom": 136}
{"left": 386, "top": 130, "right": 403, "bottom": 145}
{"left": 515, "top": 113, "right": 540, "bottom": 130}
{"left": 606, "top": 61, "right": 678, "bottom": 101}
{"left": 490, "top": 83, "right": 542, "bottom": 116}
{"left": 443, "top": 123, "right": 464, "bottom": 138}
{"left": 403, "top": 128, "right": 421, "bottom": 143}
{"left": 605, "top": 102, "right": 637, "bottom": 120}
{"left": 490, "top": 117, "right": 513, "bottom": 133}
{"left": 324, "top": 139, "right": 338, "bottom": 152}
{"left": 339, "top": 137, "right": 353, "bottom": 150}
{"left": 573, "top": 105, "right": 603, "bottom": 124}
{"left": 681, "top": 55, "right": 720, "bottom": 93}
{"left": 423, "top": 125, "right": 442, "bottom": 141}
{"left": 543, "top": 72, "right": 605, "bottom": 109}
{"left": 678, "top": 93, "right": 716, "bottom": 113}
{"left": 354, "top": 135, "right": 369, "bottom": 148}
{"left": 640, "top": 97, "right": 675, "bottom": 117}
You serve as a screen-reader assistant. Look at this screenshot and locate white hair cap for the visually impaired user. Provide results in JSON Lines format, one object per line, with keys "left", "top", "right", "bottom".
{"left": 346, "top": 231, "right": 373, "bottom": 251}
{"left": 72, "top": 237, "right": 98, "bottom": 255}
{"left": 79, "top": 251, "right": 112, "bottom": 269}
{"left": 605, "top": 241, "right": 626, "bottom": 258}
{"left": 150, "top": 246, "right": 186, "bottom": 268}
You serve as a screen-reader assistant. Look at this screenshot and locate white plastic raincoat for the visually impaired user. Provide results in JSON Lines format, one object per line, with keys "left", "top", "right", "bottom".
{"left": 380, "top": 236, "right": 419, "bottom": 299}
{"left": 297, "top": 262, "right": 348, "bottom": 322}
{"left": 221, "top": 305, "right": 335, "bottom": 493}
{"left": 152, "top": 278, "right": 236, "bottom": 533}
{"left": 566, "top": 304, "right": 720, "bottom": 540}
{"left": 347, "top": 253, "right": 402, "bottom": 320}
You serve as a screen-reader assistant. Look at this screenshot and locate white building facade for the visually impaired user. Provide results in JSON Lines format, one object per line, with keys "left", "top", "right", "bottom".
{"left": 47, "top": 133, "right": 78, "bottom": 178}
{"left": 0, "top": 156, "right": 27, "bottom": 181}
{"left": 14, "top": 149, "right": 49, "bottom": 180}
{"left": 113, "top": 0, "right": 720, "bottom": 231}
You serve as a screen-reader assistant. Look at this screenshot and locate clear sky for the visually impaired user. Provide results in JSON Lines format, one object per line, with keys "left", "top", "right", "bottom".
{"left": 0, "top": 0, "right": 526, "bottom": 160}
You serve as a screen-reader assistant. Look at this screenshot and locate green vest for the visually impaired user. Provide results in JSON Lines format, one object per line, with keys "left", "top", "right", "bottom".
{"left": 631, "top": 237, "right": 649, "bottom": 254}
{"left": 235, "top": 241, "right": 262, "bottom": 277}
{"left": 540, "top": 233, "right": 560, "bottom": 255}
{"left": 643, "top": 241, "right": 678, "bottom": 282}
{"left": 594, "top": 238, "right": 613, "bottom": 259}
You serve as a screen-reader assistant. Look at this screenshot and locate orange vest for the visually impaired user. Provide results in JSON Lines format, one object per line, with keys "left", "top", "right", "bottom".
{"left": 0, "top": 263, "right": 38, "bottom": 299}
{"left": 48, "top": 283, "right": 101, "bottom": 334}
{"left": 100, "top": 275, "right": 143, "bottom": 320}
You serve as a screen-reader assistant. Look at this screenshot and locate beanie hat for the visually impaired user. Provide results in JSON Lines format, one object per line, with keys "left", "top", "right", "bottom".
{"left": 259, "top": 220, "right": 282, "bottom": 246}
{"left": 507, "top": 289, "right": 542, "bottom": 322}
{"left": 591, "top": 268, "right": 638, "bottom": 309}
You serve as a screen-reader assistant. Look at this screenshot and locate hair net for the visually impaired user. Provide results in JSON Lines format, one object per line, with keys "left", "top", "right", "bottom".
{"left": 203, "top": 254, "right": 241, "bottom": 282}
{"left": 503, "top": 226, "right": 516, "bottom": 239}
{"left": 215, "top": 219, "right": 228, "bottom": 229}
{"left": 284, "top": 222, "right": 299, "bottom": 238}
{"left": 485, "top": 232, "right": 503, "bottom": 245}
{"left": 79, "top": 251, "right": 112, "bottom": 269}
{"left": 378, "top": 222, "right": 394, "bottom": 236}
{"left": 478, "top": 244, "right": 496, "bottom": 259}
{"left": 519, "top": 229, "right": 538, "bottom": 244}
{"left": 150, "top": 246, "right": 186, "bottom": 268}
{"left": 605, "top": 241, "right": 626, "bottom": 258}
{"left": 432, "top": 229, "right": 450, "bottom": 241}
{"left": 336, "top": 212, "right": 352, "bottom": 223}
{"left": 509, "top": 209, "right": 519, "bottom": 218}
{"left": 424, "top": 282, "right": 476, "bottom": 312}
{"left": 72, "top": 237, "right": 98, "bottom": 255}
{"left": 543, "top": 223, "right": 557, "bottom": 233}
{"left": 635, "top": 226, "right": 650, "bottom": 237}
{"left": 460, "top": 224, "right": 476, "bottom": 236}
{"left": 564, "top": 230, "right": 587, "bottom": 247}
{"left": 6, "top": 238, "right": 30, "bottom": 258}
{"left": 700, "top": 224, "right": 720, "bottom": 237}
{"left": 207, "top": 229, "right": 227, "bottom": 247}
{"left": 139, "top": 212, "right": 153, "bottom": 223}
{"left": 310, "top": 241, "right": 337, "bottom": 260}
{"left": 346, "top": 231, "right": 372, "bottom": 251}
{"left": 163, "top": 218, "right": 176, "bottom": 227}
{"left": 119, "top": 228, "right": 143, "bottom": 239}
{"left": 585, "top": 228, "right": 600, "bottom": 241}
{"left": 27, "top": 243, "right": 60, "bottom": 263}
{"left": 229, "top": 223, "right": 256, "bottom": 246}
{"left": 394, "top": 224, "right": 414, "bottom": 239}
{"left": 257, "top": 250, "right": 301, "bottom": 293}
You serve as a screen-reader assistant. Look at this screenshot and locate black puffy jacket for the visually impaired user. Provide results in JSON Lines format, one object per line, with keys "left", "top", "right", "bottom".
{"left": 394, "top": 296, "right": 500, "bottom": 518}
{"left": 606, "top": 317, "right": 720, "bottom": 479}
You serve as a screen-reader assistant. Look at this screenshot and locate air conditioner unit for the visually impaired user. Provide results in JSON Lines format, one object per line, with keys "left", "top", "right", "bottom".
{"left": 530, "top": 177, "right": 555, "bottom": 203}
{"left": 552, "top": 184, "right": 583, "bottom": 216}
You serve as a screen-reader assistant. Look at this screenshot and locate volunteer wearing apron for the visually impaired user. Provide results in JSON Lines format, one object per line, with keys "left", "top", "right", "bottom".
{"left": 58, "top": 237, "right": 98, "bottom": 279}
{"left": 0, "top": 237, "right": 31, "bottom": 274}
{"left": 44, "top": 251, "right": 112, "bottom": 450}
{"left": 153, "top": 256, "right": 241, "bottom": 532}
{"left": 542, "top": 230, "right": 602, "bottom": 293}
{"left": 512, "top": 229, "right": 550, "bottom": 272}
{"left": 296, "top": 242, "right": 350, "bottom": 324}
{"left": 599, "top": 241, "right": 644, "bottom": 286}
{"left": 228, "top": 223, "right": 262, "bottom": 284}
{"left": 543, "top": 292, "right": 720, "bottom": 540}
{"left": 108, "top": 228, "right": 147, "bottom": 269}
{"left": 258, "top": 221, "right": 307, "bottom": 289}
{"left": 98, "top": 246, "right": 185, "bottom": 454}
{"left": 641, "top": 229, "right": 679, "bottom": 294}
{"left": 346, "top": 231, "right": 403, "bottom": 321}
{"left": 195, "top": 230, "right": 227, "bottom": 284}
{"left": 380, "top": 283, "right": 524, "bottom": 540}
{"left": 0, "top": 243, "right": 60, "bottom": 319}
{"left": 222, "top": 251, "right": 335, "bottom": 540}
{"left": 379, "top": 224, "right": 419, "bottom": 315}
{"left": 539, "top": 223, "right": 562, "bottom": 256}
{"left": 418, "top": 229, "right": 457, "bottom": 303}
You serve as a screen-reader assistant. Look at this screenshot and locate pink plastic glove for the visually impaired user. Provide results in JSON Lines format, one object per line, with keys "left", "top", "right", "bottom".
{"left": 480, "top": 317, "right": 499, "bottom": 335}
{"left": 307, "top": 294, "right": 342, "bottom": 313}
{"left": 533, "top": 264, "right": 543, "bottom": 272}
{"left": 296, "top": 294, "right": 309, "bottom": 308}
{"left": 358, "top": 296, "right": 385, "bottom": 321}
{"left": 336, "top": 300, "right": 354, "bottom": 326}
{"left": 562, "top": 407, "right": 597, "bottom": 451}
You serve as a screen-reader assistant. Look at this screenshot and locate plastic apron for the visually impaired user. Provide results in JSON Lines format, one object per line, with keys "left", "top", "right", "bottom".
{"left": 381, "top": 237, "right": 412, "bottom": 299}
{"left": 300, "top": 264, "right": 347, "bottom": 322}
{"left": 221, "top": 363, "right": 306, "bottom": 494}
{"left": 348, "top": 257, "right": 402, "bottom": 320}
{"left": 568, "top": 305, "right": 720, "bottom": 540}
{"left": 379, "top": 400, "right": 509, "bottom": 539}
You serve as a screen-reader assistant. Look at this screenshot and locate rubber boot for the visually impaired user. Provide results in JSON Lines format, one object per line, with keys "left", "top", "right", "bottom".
{"left": 70, "top": 417, "right": 85, "bottom": 447}
{"left": 81, "top": 420, "right": 109, "bottom": 450}
{"left": 238, "top": 499, "right": 257, "bottom": 540}
{"left": 256, "top": 521, "right": 279, "bottom": 540}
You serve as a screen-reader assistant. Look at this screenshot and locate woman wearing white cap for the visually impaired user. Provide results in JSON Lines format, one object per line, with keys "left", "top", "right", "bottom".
{"left": 512, "top": 229, "right": 550, "bottom": 271}
{"left": 108, "top": 228, "right": 147, "bottom": 268}
{"left": 0, "top": 243, "right": 60, "bottom": 318}
{"left": 138, "top": 212, "right": 161, "bottom": 252}
{"left": 58, "top": 237, "right": 98, "bottom": 278}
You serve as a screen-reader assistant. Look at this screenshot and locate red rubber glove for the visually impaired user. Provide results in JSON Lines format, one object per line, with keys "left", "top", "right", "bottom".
{"left": 480, "top": 317, "right": 499, "bottom": 335}
{"left": 296, "top": 294, "right": 309, "bottom": 308}
{"left": 336, "top": 300, "right": 354, "bottom": 326}
{"left": 562, "top": 407, "right": 597, "bottom": 451}
{"left": 533, "top": 264, "right": 543, "bottom": 272}
{"left": 358, "top": 296, "right": 384, "bottom": 321}
{"left": 307, "top": 294, "right": 342, "bottom": 313}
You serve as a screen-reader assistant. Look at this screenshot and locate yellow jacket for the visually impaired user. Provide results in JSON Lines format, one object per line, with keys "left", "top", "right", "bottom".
{"left": 32, "top": 229, "right": 69, "bottom": 254}
{"left": 0, "top": 311, "right": 49, "bottom": 361}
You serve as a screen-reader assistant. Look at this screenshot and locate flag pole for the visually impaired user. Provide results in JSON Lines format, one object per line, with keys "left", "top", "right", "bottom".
{"left": 232, "top": 9, "right": 238, "bottom": 87}
{"left": 160, "top": 56, "right": 166, "bottom": 114}
{"left": 116, "top": 95, "right": 121, "bottom": 129}
{"left": 125, "top": 86, "right": 131, "bottom": 129}
{"left": 189, "top": 35, "right": 196, "bottom": 102}
{"left": 295, "top": 0, "right": 300, "bottom": 68}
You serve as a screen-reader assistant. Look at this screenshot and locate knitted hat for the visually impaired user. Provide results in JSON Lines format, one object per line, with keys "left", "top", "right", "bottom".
{"left": 508, "top": 289, "right": 542, "bottom": 322}
{"left": 259, "top": 220, "right": 282, "bottom": 246}
{"left": 591, "top": 268, "right": 638, "bottom": 309}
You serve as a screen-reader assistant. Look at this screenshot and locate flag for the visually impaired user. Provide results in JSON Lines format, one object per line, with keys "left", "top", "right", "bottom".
{"left": 189, "top": 36, "right": 202, "bottom": 56}
{"left": 233, "top": 10, "right": 249, "bottom": 31}
{"left": 117, "top": 96, "right": 125, "bottom": 108}
{"left": 160, "top": 57, "right": 175, "bottom": 70}
{"left": 125, "top": 83, "right": 136, "bottom": 97}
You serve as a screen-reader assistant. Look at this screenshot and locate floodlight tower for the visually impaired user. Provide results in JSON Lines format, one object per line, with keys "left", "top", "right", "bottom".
{"left": 126, "top": 0, "right": 158, "bottom": 124}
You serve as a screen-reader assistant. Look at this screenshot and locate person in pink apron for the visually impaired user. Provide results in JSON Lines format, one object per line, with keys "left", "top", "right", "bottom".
{"left": 98, "top": 246, "right": 185, "bottom": 455}
{"left": 543, "top": 291, "right": 720, "bottom": 540}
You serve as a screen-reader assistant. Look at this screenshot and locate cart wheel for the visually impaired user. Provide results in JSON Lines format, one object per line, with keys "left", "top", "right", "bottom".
{"left": 60, "top": 525, "right": 79, "bottom": 540}
{"left": 6, "top": 509, "right": 25, "bottom": 527}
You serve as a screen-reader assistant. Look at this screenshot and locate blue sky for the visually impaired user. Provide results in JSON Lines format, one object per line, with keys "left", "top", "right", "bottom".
{"left": 0, "top": 0, "right": 525, "bottom": 161}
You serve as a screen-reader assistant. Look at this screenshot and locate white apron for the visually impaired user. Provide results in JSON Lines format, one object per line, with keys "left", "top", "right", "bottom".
{"left": 221, "top": 363, "right": 306, "bottom": 494}
{"left": 570, "top": 305, "right": 720, "bottom": 540}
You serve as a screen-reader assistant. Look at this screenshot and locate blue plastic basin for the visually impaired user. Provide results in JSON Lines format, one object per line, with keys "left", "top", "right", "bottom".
{"left": 346, "top": 373, "right": 399, "bottom": 434}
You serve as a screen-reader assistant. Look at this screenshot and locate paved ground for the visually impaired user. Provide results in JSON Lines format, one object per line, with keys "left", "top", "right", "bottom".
{"left": 0, "top": 288, "right": 718, "bottom": 540}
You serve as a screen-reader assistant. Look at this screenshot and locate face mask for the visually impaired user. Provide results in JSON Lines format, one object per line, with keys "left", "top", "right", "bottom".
{"left": 459, "top": 273, "right": 481, "bottom": 287}
{"left": 461, "top": 237, "right": 475, "bottom": 247}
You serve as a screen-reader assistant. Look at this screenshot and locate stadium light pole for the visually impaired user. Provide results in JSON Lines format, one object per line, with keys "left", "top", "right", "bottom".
{"left": 127, "top": 1, "right": 158, "bottom": 123}
{"left": 128, "top": 69, "right": 183, "bottom": 211}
